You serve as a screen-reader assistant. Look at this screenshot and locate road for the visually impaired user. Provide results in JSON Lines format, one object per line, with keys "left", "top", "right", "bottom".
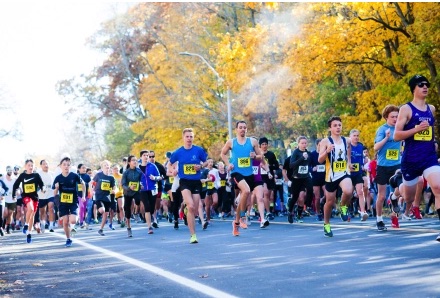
{"left": 1, "top": 215, "right": 440, "bottom": 298}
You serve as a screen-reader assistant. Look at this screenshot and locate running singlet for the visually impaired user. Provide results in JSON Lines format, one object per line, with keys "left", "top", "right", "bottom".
{"left": 170, "top": 145, "right": 208, "bottom": 180}
{"left": 230, "top": 137, "right": 254, "bottom": 176}
{"left": 325, "top": 137, "right": 349, "bottom": 182}
{"left": 374, "top": 124, "right": 401, "bottom": 167}
{"left": 402, "top": 102, "right": 436, "bottom": 162}
{"left": 252, "top": 159, "right": 263, "bottom": 182}
{"left": 350, "top": 142, "right": 364, "bottom": 176}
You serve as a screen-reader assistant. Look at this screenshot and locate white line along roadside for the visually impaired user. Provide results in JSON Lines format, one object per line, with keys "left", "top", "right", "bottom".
{"left": 51, "top": 232, "right": 237, "bottom": 298}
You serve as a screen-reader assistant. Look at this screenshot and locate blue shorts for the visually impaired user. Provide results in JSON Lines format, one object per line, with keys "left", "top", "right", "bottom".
{"left": 38, "top": 197, "right": 54, "bottom": 209}
{"left": 59, "top": 203, "right": 78, "bottom": 217}
{"left": 401, "top": 155, "right": 439, "bottom": 181}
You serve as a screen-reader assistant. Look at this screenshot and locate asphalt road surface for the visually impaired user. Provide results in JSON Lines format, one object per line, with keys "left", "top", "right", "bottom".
{"left": 1, "top": 215, "right": 440, "bottom": 298}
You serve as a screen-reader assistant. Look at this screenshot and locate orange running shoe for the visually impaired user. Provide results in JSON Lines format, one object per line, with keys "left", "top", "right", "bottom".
{"left": 232, "top": 221, "right": 240, "bottom": 236}
{"left": 239, "top": 217, "right": 248, "bottom": 229}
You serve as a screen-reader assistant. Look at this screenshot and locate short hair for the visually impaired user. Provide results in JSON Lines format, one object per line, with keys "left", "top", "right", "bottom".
{"left": 296, "top": 136, "right": 307, "bottom": 143}
{"left": 382, "top": 105, "right": 399, "bottom": 120}
{"left": 327, "top": 116, "right": 342, "bottom": 127}
{"left": 349, "top": 129, "right": 360, "bottom": 136}
{"left": 315, "top": 138, "right": 322, "bottom": 146}
{"left": 140, "top": 150, "right": 149, "bottom": 157}
{"left": 235, "top": 120, "right": 247, "bottom": 128}
{"left": 40, "top": 159, "right": 46, "bottom": 165}
{"left": 60, "top": 157, "right": 71, "bottom": 165}
{"left": 182, "top": 128, "right": 193, "bottom": 135}
{"left": 122, "top": 157, "right": 127, "bottom": 162}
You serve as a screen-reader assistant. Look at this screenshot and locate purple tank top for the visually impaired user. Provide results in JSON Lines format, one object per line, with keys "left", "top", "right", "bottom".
{"left": 252, "top": 159, "right": 262, "bottom": 182}
{"left": 402, "top": 102, "right": 436, "bottom": 162}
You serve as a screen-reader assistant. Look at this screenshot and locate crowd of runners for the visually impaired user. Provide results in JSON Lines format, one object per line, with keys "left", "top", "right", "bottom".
{"left": 0, "top": 74, "right": 439, "bottom": 246}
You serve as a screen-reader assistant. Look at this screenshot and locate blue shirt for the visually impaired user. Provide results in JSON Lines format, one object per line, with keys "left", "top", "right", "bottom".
{"left": 374, "top": 124, "right": 401, "bottom": 167}
{"left": 231, "top": 137, "right": 254, "bottom": 176}
{"left": 350, "top": 142, "right": 364, "bottom": 176}
{"left": 170, "top": 145, "right": 208, "bottom": 180}
{"left": 53, "top": 172, "right": 82, "bottom": 204}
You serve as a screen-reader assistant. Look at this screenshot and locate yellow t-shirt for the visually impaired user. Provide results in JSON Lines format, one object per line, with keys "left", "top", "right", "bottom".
{"left": 113, "top": 172, "right": 123, "bottom": 198}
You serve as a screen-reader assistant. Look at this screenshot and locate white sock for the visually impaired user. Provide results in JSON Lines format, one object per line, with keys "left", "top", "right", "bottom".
{"left": 376, "top": 216, "right": 383, "bottom": 222}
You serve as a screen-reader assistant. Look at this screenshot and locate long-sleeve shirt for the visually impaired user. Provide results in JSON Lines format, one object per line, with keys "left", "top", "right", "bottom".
{"left": 13, "top": 172, "right": 45, "bottom": 200}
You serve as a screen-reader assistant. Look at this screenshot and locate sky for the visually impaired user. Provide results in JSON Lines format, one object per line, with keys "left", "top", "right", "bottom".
{"left": 0, "top": 2, "right": 133, "bottom": 171}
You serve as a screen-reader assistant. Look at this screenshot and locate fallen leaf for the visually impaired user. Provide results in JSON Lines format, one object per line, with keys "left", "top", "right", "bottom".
{"left": 199, "top": 274, "right": 209, "bottom": 278}
{"left": 74, "top": 270, "right": 80, "bottom": 273}
{"left": 45, "top": 285, "right": 56, "bottom": 288}
{"left": 13, "top": 280, "right": 24, "bottom": 285}
{"left": 72, "top": 262, "right": 79, "bottom": 265}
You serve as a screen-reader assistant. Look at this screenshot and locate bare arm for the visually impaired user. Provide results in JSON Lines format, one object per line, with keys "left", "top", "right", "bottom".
{"left": 220, "top": 140, "right": 233, "bottom": 170}
{"left": 318, "top": 138, "right": 332, "bottom": 163}
{"left": 394, "top": 104, "right": 430, "bottom": 141}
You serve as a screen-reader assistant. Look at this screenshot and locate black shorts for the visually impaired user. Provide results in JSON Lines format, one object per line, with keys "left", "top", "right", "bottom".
{"left": 350, "top": 174, "right": 364, "bottom": 186}
{"left": 375, "top": 165, "right": 400, "bottom": 185}
{"left": 140, "top": 191, "right": 156, "bottom": 214}
{"left": 312, "top": 176, "right": 326, "bottom": 187}
{"left": 96, "top": 200, "right": 111, "bottom": 212}
{"left": 206, "top": 188, "right": 218, "bottom": 196}
{"left": 164, "top": 183, "right": 172, "bottom": 192}
{"left": 231, "top": 173, "right": 255, "bottom": 192}
{"left": 38, "top": 197, "right": 54, "bottom": 209}
{"left": 5, "top": 202, "right": 17, "bottom": 211}
{"left": 59, "top": 203, "right": 78, "bottom": 217}
{"left": 262, "top": 175, "right": 275, "bottom": 190}
{"left": 16, "top": 198, "right": 23, "bottom": 207}
{"left": 179, "top": 179, "right": 202, "bottom": 195}
{"left": 325, "top": 175, "right": 351, "bottom": 193}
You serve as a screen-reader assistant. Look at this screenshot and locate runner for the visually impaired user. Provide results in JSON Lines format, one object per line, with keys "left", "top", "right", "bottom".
{"left": 168, "top": 128, "right": 208, "bottom": 243}
{"left": 77, "top": 163, "right": 92, "bottom": 229}
{"left": 220, "top": 120, "right": 263, "bottom": 237}
{"left": 121, "top": 155, "right": 143, "bottom": 237}
{"left": 259, "top": 137, "right": 279, "bottom": 220}
{"left": 394, "top": 74, "right": 440, "bottom": 241}
{"left": 3, "top": 166, "right": 17, "bottom": 234}
{"left": 149, "top": 151, "right": 166, "bottom": 228}
{"left": 12, "top": 159, "right": 45, "bottom": 243}
{"left": 310, "top": 139, "right": 326, "bottom": 221}
{"left": 37, "top": 160, "right": 55, "bottom": 233}
{"left": 53, "top": 156, "right": 86, "bottom": 247}
{"left": 111, "top": 164, "right": 124, "bottom": 228}
{"left": 0, "top": 177, "right": 9, "bottom": 236}
{"left": 92, "top": 160, "right": 116, "bottom": 236}
{"left": 373, "top": 105, "right": 401, "bottom": 231}
{"left": 318, "top": 116, "right": 353, "bottom": 237}
{"left": 204, "top": 158, "right": 220, "bottom": 226}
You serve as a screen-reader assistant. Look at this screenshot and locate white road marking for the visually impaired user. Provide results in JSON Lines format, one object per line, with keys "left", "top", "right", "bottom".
{"left": 51, "top": 232, "right": 237, "bottom": 298}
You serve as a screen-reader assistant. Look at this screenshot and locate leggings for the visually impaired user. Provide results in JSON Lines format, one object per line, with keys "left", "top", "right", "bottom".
{"left": 78, "top": 197, "right": 88, "bottom": 224}
{"left": 140, "top": 191, "right": 155, "bottom": 214}
{"left": 124, "top": 193, "right": 139, "bottom": 219}
{"left": 171, "top": 190, "right": 182, "bottom": 222}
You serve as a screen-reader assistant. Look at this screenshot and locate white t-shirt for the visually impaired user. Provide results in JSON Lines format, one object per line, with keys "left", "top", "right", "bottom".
{"left": 37, "top": 170, "right": 55, "bottom": 199}
{"left": 2, "top": 176, "right": 16, "bottom": 204}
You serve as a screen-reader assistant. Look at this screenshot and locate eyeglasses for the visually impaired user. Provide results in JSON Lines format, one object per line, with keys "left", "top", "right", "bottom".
{"left": 149, "top": 156, "right": 155, "bottom": 158}
{"left": 417, "top": 82, "right": 430, "bottom": 88}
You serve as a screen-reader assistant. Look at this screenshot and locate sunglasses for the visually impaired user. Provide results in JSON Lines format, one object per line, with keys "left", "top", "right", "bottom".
{"left": 417, "top": 82, "right": 430, "bottom": 88}
{"left": 149, "top": 156, "right": 155, "bottom": 158}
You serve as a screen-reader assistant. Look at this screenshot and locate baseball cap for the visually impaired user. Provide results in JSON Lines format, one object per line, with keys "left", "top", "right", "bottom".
{"left": 166, "top": 151, "right": 172, "bottom": 158}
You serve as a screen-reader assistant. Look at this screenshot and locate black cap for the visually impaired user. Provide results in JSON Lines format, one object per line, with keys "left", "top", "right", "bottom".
{"left": 259, "top": 137, "right": 269, "bottom": 145}
{"left": 408, "top": 74, "right": 430, "bottom": 94}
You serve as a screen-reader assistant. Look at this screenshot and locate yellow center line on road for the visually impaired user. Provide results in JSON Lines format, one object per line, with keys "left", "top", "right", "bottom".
{"left": 51, "top": 232, "right": 238, "bottom": 298}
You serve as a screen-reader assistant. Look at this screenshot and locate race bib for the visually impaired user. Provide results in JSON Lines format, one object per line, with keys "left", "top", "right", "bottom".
{"left": 207, "top": 182, "right": 214, "bottom": 189}
{"left": 220, "top": 180, "right": 226, "bottom": 187}
{"left": 298, "top": 166, "right": 308, "bottom": 174}
{"left": 60, "top": 193, "right": 73, "bottom": 203}
{"left": 183, "top": 164, "right": 196, "bottom": 175}
{"left": 252, "top": 166, "right": 259, "bottom": 175}
{"left": 260, "top": 167, "right": 268, "bottom": 175}
{"left": 386, "top": 149, "right": 399, "bottom": 160}
{"left": 333, "top": 161, "right": 346, "bottom": 172}
{"left": 169, "top": 177, "right": 174, "bottom": 183}
{"left": 202, "top": 182, "right": 206, "bottom": 188}
{"left": 129, "top": 181, "right": 139, "bottom": 191}
{"left": 414, "top": 126, "right": 432, "bottom": 141}
{"left": 317, "top": 165, "right": 325, "bottom": 172}
{"left": 152, "top": 189, "right": 158, "bottom": 196}
{"left": 24, "top": 183, "right": 35, "bottom": 193}
{"left": 238, "top": 157, "right": 251, "bottom": 168}
{"left": 101, "top": 181, "right": 111, "bottom": 191}
{"left": 352, "top": 163, "right": 360, "bottom": 172}
{"left": 276, "top": 179, "right": 283, "bottom": 185}
{"left": 77, "top": 184, "right": 83, "bottom": 192}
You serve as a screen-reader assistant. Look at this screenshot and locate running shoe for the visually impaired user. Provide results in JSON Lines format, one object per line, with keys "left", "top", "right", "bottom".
{"left": 246, "top": 216, "right": 251, "bottom": 226}
{"left": 239, "top": 217, "right": 248, "bottom": 229}
{"left": 65, "top": 239, "right": 72, "bottom": 247}
{"left": 360, "top": 212, "right": 369, "bottom": 221}
{"left": 168, "top": 214, "right": 173, "bottom": 223}
{"left": 402, "top": 213, "right": 412, "bottom": 221}
{"left": 22, "top": 224, "right": 29, "bottom": 235}
{"left": 109, "top": 224, "right": 115, "bottom": 230}
{"left": 266, "top": 213, "right": 275, "bottom": 221}
{"left": 71, "top": 227, "right": 77, "bottom": 235}
{"left": 190, "top": 234, "right": 198, "bottom": 244}
{"left": 49, "top": 228, "right": 55, "bottom": 232}
{"left": 376, "top": 221, "right": 387, "bottom": 231}
{"left": 16, "top": 225, "right": 21, "bottom": 231}
{"left": 324, "top": 224, "right": 333, "bottom": 237}
{"left": 98, "top": 229, "right": 105, "bottom": 236}
{"left": 26, "top": 234, "right": 32, "bottom": 243}
{"left": 316, "top": 214, "right": 323, "bottom": 221}
{"left": 436, "top": 233, "right": 440, "bottom": 242}
{"left": 152, "top": 222, "right": 159, "bottom": 229}
{"left": 41, "top": 224, "right": 45, "bottom": 234}
{"left": 0, "top": 228, "right": 4, "bottom": 236}
{"left": 6, "top": 225, "right": 10, "bottom": 234}
{"left": 232, "top": 221, "right": 239, "bottom": 236}
{"left": 183, "top": 214, "right": 188, "bottom": 226}
{"left": 35, "top": 224, "right": 41, "bottom": 234}
{"left": 412, "top": 206, "right": 423, "bottom": 219}
{"left": 390, "top": 198, "right": 400, "bottom": 214}
{"left": 93, "top": 219, "right": 99, "bottom": 224}
{"left": 203, "top": 221, "right": 208, "bottom": 230}
{"left": 174, "top": 221, "right": 179, "bottom": 230}
{"left": 148, "top": 227, "right": 154, "bottom": 234}
{"left": 120, "top": 221, "right": 125, "bottom": 228}
{"left": 340, "top": 205, "right": 349, "bottom": 221}
{"left": 260, "top": 219, "right": 269, "bottom": 228}
{"left": 288, "top": 213, "right": 293, "bottom": 224}
{"left": 296, "top": 217, "right": 304, "bottom": 223}
{"left": 391, "top": 214, "right": 399, "bottom": 228}
{"left": 127, "top": 228, "right": 133, "bottom": 238}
